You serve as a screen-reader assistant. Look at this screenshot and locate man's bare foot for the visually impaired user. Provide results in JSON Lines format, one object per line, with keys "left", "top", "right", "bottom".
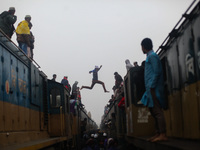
{"left": 105, "top": 91, "right": 109, "bottom": 93}
{"left": 147, "top": 134, "right": 159, "bottom": 141}
{"left": 151, "top": 133, "right": 168, "bottom": 142}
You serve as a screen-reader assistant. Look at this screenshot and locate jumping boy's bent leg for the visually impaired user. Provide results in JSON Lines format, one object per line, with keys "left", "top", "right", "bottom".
{"left": 96, "top": 80, "right": 109, "bottom": 93}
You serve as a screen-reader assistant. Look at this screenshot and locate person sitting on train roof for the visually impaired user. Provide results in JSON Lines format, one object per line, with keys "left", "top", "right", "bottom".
{"left": 125, "top": 59, "right": 133, "bottom": 71}
{"left": 140, "top": 38, "right": 168, "bottom": 142}
{"left": 16, "top": 15, "right": 32, "bottom": 55}
{"left": 72, "top": 81, "right": 78, "bottom": 99}
{"left": 51, "top": 74, "right": 57, "bottom": 81}
{"left": 61, "top": 76, "right": 71, "bottom": 91}
{"left": 113, "top": 72, "right": 123, "bottom": 97}
{"left": 80, "top": 65, "right": 109, "bottom": 93}
{"left": 0, "top": 7, "right": 17, "bottom": 38}
{"left": 133, "top": 61, "right": 139, "bottom": 67}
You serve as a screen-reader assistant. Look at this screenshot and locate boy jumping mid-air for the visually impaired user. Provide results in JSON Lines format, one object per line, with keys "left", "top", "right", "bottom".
{"left": 80, "top": 65, "right": 109, "bottom": 93}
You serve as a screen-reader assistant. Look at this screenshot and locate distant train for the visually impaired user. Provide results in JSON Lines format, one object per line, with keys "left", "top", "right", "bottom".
{"left": 0, "top": 29, "right": 97, "bottom": 149}
{"left": 101, "top": 1, "right": 200, "bottom": 150}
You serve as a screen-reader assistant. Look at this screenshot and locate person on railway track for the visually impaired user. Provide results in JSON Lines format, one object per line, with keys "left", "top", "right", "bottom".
{"left": 140, "top": 38, "right": 168, "bottom": 142}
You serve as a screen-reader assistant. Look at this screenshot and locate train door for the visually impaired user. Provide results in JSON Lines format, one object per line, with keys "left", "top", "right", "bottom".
{"left": 48, "top": 80, "right": 65, "bottom": 136}
{"left": 124, "top": 67, "right": 154, "bottom": 137}
{"left": 64, "top": 89, "right": 71, "bottom": 137}
{"left": 177, "top": 23, "right": 200, "bottom": 138}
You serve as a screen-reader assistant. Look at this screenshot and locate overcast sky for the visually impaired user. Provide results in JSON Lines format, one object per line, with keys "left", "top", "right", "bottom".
{"left": 1, "top": 0, "right": 195, "bottom": 126}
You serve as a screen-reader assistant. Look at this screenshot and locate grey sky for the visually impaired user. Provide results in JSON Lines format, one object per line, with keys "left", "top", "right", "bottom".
{"left": 1, "top": 0, "right": 194, "bottom": 125}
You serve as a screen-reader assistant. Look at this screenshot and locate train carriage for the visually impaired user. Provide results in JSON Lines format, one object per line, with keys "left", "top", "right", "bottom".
{"left": 101, "top": 1, "right": 200, "bottom": 149}
{"left": 0, "top": 28, "right": 97, "bottom": 149}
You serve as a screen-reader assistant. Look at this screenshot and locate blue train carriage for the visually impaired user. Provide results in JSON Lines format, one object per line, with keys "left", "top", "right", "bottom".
{"left": 47, "top": 80, "right": 72, "bottom": 140}
{"left": 0, "top": 30, "right": 50, "bottom": 149}
{"left": 158, "top": 0, "right": 200, "bottom": 139}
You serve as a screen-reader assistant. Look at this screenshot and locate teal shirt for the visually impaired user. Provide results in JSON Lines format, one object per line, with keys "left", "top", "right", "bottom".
{"left": 141, "top": 50, "right": 166, "bottom": 108}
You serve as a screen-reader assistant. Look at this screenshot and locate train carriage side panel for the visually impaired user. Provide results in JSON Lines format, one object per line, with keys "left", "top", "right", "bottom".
{"left": 10, "top": 55, "right": 19, "bottom": 131}
{"left": 192, "top": 8, "right": 200, "bottom": 137}
{"left": 124, "top": 68, "right": 154, "bottom": 137}
{"left": 18, "top": 60, "right": 29, "bottom": 131}
{"left": 163, "top": 42, "right": 183, "bottom": 138}
{"left": 0, "top": 43, "right": 3, "bottom": 131}
{"left": 3, "top": 47, "right": 12, "bottom": 131}
{"left": 177, "top": 21, "right": 200, "bottom": 139}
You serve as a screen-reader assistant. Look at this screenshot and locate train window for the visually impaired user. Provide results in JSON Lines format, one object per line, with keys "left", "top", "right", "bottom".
{"left": 50, "top": 88, "right": 61, "bottom": 107}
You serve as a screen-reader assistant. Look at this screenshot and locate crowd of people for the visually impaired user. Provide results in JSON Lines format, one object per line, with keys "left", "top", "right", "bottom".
{"left": 0, "top": 7, "right": 35, "bottom": 59}
{"left": 0, "top": 6, "right": 168, "bottom": 146}
{"left": 81, "top": 130, "right": 119, "bottom": 150}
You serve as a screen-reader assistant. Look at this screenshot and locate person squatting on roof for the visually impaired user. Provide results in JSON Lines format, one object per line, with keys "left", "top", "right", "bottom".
{"left": 51, "top": 74, "right": 57, "bottom": 81}
{"left": 133, "top": 61, "right": 139, "bottom": 67}
{"left": 80, "top": 65, "right": 109, "bottom": 93}
{"left": 113, "top": 72, "right": 123, "bottom": 97}
{"left": 0, "top": 7, "right": 17, "bottom": 38}
{"left": 125, "top": 59, "right": 133, "bottom": 71}
{"left": 61, "top": 76, "right": 71, "bottom": 92}
{"left": 140, "top": 37, "right": 167, "bottom": 142}
{"left": 72, "top": 81, "right": 79, "bottom": 99}
{"left": 16, "top": 15, "right": 32, "bottom": 57}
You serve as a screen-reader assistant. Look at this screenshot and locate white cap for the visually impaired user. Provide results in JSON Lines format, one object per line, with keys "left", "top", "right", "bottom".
{"left": 103, "top": 133, "right": 107, "bottom": 136}
{"left": 94, "top": 134, "right": 98, "bottom": 138}
{"left": 91, "top": 134, "right": 94, "bottom": 137}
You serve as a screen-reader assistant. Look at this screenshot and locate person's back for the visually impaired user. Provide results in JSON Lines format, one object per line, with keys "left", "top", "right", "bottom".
{"left": 114, "top": 72, "right": 123, "bottom": 89}
{"left": 0, "top": 7, "right": 17, "bottom": 38}
{"left": 16, "top": 15, "right": 31, "bottom": 55}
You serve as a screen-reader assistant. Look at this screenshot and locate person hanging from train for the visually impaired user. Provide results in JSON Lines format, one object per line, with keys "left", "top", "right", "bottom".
{"left": 80, "top": 65, "right": 109, "bottom": 93}
{"left": 140, "top": 38, "right": 168, "bottom": 142}
{"left": 16, "top": 15, "right": 31, "bottom": 56}
{"left": 0, "top": 7, "right": 17, "bottom": 38}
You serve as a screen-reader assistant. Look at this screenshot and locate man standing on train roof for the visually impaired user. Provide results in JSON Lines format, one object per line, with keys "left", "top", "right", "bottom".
{"left": 80, "top": 65, "right": 109, "bottom": 93}
{"left": 0, "top": 7, "right": 17, "bottom": 38}
{"left": 16, "top": 15, "right": 31, "bottom": 55}
{"left": 140, "top": 38, "right": 167, "bottom": 142}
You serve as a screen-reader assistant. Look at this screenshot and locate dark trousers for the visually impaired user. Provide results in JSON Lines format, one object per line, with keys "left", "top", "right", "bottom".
{"left": 149, "top": 96, "right": 166, "bottom": 134}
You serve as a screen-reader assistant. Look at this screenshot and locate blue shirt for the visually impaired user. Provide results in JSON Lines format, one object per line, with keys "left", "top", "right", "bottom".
{"left": 141, "top": 50, "right": 166, "bottom": 108}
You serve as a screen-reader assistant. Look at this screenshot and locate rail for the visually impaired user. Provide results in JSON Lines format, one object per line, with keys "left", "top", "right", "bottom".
{"left": 0, "top": 29, "right": 40, "bottom": 68}
{"left": 156, "top": 0, "right": 199, "bottom": 54}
